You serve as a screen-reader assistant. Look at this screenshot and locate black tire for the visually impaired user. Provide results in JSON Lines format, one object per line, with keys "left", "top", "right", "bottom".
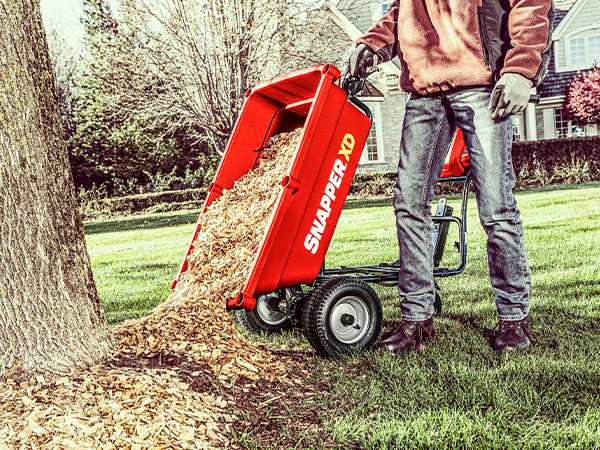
{"left": 434, "top": 291, "right": 442, "bottom": 317}
{"left": 302, "top": 277, "right": 382, "bottom": 358}
{"left": 236, "top": 289, "right": 293, "bottom": 334}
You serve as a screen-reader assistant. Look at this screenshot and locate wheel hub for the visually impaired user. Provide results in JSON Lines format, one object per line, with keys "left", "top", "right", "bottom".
{"left": 256, "top": 292, "right": 289, "bottom": 326}
{"left": 329, "top": 296, "right": 369, "bottom": 344}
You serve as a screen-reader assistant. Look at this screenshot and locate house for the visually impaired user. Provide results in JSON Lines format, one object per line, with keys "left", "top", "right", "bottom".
{"left": 322, "top": 0, "right": 600, "bottom": 172}
{"left": 536, "top": 0, "right": 600, "bottom": 139}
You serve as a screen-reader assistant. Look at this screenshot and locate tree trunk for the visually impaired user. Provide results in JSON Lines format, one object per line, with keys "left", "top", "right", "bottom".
{"left": 0, "top": 0, "right": 114, "bottom": 380}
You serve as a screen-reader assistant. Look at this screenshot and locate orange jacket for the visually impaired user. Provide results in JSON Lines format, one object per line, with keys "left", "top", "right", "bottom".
{"left": 357, "top": 0, "right": 554, "bottom": 95}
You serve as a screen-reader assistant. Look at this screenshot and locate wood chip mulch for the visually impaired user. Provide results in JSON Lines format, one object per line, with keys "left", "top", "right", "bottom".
{"left": 0, "top": 129, "right": 357, "bottom": 449}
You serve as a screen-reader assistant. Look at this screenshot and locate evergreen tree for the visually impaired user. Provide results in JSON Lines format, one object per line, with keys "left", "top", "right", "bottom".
{"left": 68, "top": 0, "right": 211, "bottom": 194}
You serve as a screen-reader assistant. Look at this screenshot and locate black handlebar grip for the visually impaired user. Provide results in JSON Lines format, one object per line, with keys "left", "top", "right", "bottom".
{"left": 529, "top": 94, "right": 540, "bottom": 104}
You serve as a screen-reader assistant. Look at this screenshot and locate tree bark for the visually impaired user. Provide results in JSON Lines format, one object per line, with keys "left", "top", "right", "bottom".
{"left": 0, "top": 0, "right": 114, "bottom": 380}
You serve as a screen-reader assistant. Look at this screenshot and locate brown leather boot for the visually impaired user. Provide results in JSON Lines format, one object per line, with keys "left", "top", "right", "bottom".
{"left": 377, "top": 316, "right": 434, "bottom": 354}
{"left": 492, "top": 316, "right": 535, "bottom": 351}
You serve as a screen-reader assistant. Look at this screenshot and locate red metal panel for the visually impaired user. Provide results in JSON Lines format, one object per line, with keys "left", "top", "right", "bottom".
{"left": 276, "top": 100, "right": 371, "bottom": 289}
{"left": 173, "top": 64, "right": 374, "bottom": 310}
{"left": 440, "top": 128, "right": 470, "bottom": 179}
{"left": 248, "top": 86, "right": 348, "bottom": 297}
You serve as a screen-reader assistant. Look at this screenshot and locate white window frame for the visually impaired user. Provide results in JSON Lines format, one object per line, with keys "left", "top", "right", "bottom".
{"left": 382, "top": 2, "right": 392, "bottom": 16}
{"left": 540, "top": 100, "right": 592, "bottom": 140}
{"left": 359, "top": 101, "right": 384, "bottom": 165}
{"left": 557, "top": 26, "right": 600, "bottom": 72}
{"left": 371, "top": 2, "right": 393, "bottom": 21}
{"left": 569, "top": 37, "right": 586, "bottom": 65}
{"left": 554, "top": 108, "right": 569, "bottom": 138}
{"left": 512, "top": 114, "right": 524, "bottom": 141}
{"left": 553, "top": 107, "right": 585, "bottom": 138}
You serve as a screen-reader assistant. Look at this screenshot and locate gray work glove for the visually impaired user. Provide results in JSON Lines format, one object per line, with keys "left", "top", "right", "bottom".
{"left": 489, "top": 73, "right": 533, "bottom": 121}
{"left": 346, "top": 43, "right": 380, "bottom": 79}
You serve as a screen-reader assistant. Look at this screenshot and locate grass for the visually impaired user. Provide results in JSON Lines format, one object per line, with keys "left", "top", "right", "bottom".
{"left": 84, "top": 211, "right": 200, "bottom": 324}
{"left": 84, "top": 181, "right": 600, "bottom": 449}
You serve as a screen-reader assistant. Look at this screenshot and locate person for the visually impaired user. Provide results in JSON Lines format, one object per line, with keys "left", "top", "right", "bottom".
{"left": 346, "top": 0, "right": 554, "bottom": 353}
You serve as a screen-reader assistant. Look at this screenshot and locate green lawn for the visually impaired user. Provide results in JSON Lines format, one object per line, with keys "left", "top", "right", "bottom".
{"left": 85, "top": 182, "right": 600, "bottom": 449}
{"left": 84, "top": 211, "right": 200, "bottom": 324}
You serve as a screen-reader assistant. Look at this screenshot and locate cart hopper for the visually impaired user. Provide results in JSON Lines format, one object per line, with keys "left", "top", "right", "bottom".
{"left": 172, "top": 64, "right": 372, "bottom": 312}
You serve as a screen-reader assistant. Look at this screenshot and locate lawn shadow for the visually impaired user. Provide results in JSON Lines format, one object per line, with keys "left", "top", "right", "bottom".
{"left": 443, "top": 313, "right": 495, "bottom": 345}
{"left": 84, "top": 211, "right": 200, "bottom": 235}
{"left": 343, "top": 197, "right": 393, "bottom": 211}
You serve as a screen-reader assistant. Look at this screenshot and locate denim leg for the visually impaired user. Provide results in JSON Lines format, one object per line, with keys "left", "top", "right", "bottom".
{"left": 451, "top": 88, "right": 531, "bottom": 320}
{"left": 394, "top": 94, "right": 456, "bottom": 321}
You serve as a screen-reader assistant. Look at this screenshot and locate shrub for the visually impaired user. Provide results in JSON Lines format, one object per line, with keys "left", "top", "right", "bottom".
{"left": 564, "top": 64, "right": 600, "bottom": 127}
{"left": 511, "top": 135, "right": 600, "bottom": 180}
{"left": 553, "top": 156, "right": 594, "bottom": 184}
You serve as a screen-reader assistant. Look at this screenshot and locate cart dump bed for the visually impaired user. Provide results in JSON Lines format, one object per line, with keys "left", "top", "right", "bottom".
{"left": 173, "top": 64, "right": 372, "bottom": 311}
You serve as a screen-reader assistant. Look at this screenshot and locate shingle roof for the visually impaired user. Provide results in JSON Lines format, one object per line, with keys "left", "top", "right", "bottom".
{"left": 554, "top": 9, "right": 569, "bottom": 25}
{"left": 537, "top": 0, "right": 580, "bottom": 98}
{"left": 537, "top": 52, "right": 577, "bottom": 98}
{"left": 554, "top": 0, "right": 578, "bottom": 11}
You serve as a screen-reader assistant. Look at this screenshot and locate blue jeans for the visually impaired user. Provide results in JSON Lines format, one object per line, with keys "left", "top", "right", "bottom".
{"left": 394, "top": 87, "right": 531, "bottom": 321}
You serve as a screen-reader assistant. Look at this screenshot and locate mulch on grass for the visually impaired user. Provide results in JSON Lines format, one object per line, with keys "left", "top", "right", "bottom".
{"left": 0, "top": 128, "right": 356, "bottom": 449}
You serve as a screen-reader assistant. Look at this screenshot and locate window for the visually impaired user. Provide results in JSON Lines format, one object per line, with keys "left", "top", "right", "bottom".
{"left": 371, "top": 2, "right": 393, "bottom": 22}
{"left": 554, "top": 108, "right": 585, "bottom": 138}
{"left": 589, "top": 36, "right": 600, "bottom": 63}
{"left": 570, "top": 38, "right": 586, "bottom": 65}
{"left": 385, "top": 74, "right": 399, "bottom": 86}
{"left": 566, "top": 35, "right": 600, "bottom": 68}
{"left": 365, "top": 107, "right": 379, "bottom": 161}
{"left": 555, "top": 108, "right": 568, "bottom": 138}
{"left": 512, "top": 115, "right": 523, "bottom": 141}
{"left": 360, "top": 103, "right": 384, "bottom": 164}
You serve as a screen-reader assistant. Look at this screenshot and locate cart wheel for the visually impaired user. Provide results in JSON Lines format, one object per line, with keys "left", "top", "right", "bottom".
{"left": 236, "top": 289, "right": 293, "bottom": 334}
{"left": 302, "top": 277, "right": 382, "bottom": 358}
{"left": 434, "top": 291, "right": 442, "bottom": 317}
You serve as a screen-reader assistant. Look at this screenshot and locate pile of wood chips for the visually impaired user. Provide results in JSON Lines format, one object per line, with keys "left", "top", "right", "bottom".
{"left": 0, "top": 129, "right": 304, "bottom": 450}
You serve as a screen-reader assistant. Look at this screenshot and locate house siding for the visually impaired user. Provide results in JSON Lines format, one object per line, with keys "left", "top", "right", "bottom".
{"left": 554, "top": 0, "right": 600, "bottom": 71}
{"left": 338, "top": 0, "right": 380, "bottom": 34}
{"left": 330, "top": 0, "right": 597, "bottom": 167}
{"left": 378, "top": 89, "right": 406, "bottom": 170}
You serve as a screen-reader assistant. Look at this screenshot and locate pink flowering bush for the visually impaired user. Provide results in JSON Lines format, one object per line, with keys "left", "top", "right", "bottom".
{"left": 564, "top": 64, "right": 600, "bottom": 127}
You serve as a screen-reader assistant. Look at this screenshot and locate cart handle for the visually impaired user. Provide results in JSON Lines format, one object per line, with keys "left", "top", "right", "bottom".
{"left": 342, "top": 68, "right": 379, "bottom": 97}
{"left": 342, "top": 69, "right": 378, "bottom": 121}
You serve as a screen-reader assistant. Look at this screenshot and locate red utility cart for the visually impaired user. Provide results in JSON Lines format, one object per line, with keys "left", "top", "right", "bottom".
{"left": 173, "top": 65, "right": 472, "bottom": 357}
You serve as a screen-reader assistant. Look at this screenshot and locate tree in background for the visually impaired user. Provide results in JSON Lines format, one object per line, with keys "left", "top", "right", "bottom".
{"left": 0, "top": 0, "right": 114, "bottom": 380}
{"left": 564, "top": 64, "right": 600, "bottom": 127}
{"left": 60, "top": 0, "right": 347, "bottom": 194}
{"left": 86, "top": 0, "right": 347, "bottom": 155}
{"left": 46, "top": 28, "right": 82, "bottom": 141}
{"left": 67, "top": 0, "right": 213, "bottom": 195}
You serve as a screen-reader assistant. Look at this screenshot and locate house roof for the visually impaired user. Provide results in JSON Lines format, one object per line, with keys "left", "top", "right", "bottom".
{"left": 323, "top": 1, "right": 402, "bottom": 77}
{"left": 553, "top": 0, "right": 578, "bottom": 26}
{"left": 537, "top": 53, "right": 577, "bottom": 98}
{"left": 554, "top": 0, "right": 578, "bottom": 10}
{"left": 357, "top": 80, "right": 384, "bottom": 98}
{"left": 537, "top": 0, "right": 580, "bottom": 98}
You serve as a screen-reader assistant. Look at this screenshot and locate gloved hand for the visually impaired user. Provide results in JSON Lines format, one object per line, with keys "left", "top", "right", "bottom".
{"left": 489, "top": 73, "right": 533, "bottom": 121}
{"left": 346, "top": 43, "right": 380, "bottom": 79}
